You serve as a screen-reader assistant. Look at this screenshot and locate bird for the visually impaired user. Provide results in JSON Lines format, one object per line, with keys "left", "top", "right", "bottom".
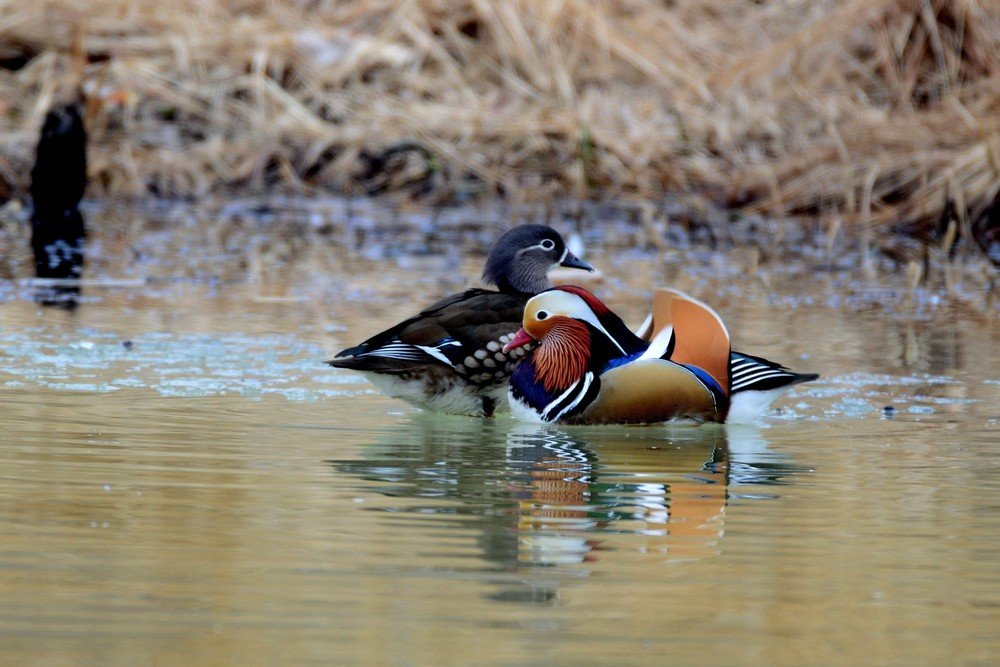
{"left": 328, "top": 225, "right": 594, "bottom": 417}
{"left": 505, "top": 286, "right": 817, "bottom": 425}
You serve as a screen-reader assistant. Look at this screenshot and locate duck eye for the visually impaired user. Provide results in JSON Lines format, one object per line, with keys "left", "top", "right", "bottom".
{"left": 536, "top": 310, "right": 549, "bottom": 320}
{"left": 540, "top": 239, "right": 555, "bottom": 251}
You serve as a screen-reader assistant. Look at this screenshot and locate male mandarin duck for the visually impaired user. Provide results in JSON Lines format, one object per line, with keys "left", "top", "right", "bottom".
{"left": 328, "top": 225, "right": 594, "bottom": 416}
{"left": 504, "top": 286, "right": 817, "bottom": 424}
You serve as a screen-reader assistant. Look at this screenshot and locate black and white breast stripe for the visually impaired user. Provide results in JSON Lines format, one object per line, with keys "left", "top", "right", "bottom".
{"left": 730, "top": 352, "right": 801, "bottom": 393}
{"left": 541, "top": 372, "right": 600, "bottom": 422}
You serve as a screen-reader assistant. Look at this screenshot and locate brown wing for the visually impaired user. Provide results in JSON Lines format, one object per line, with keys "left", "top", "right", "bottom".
{"left": 329, "top": 289, "right": 528, "bottom": 377}
{"left": 396, "top": 290, "right": 526, "bottom": 348}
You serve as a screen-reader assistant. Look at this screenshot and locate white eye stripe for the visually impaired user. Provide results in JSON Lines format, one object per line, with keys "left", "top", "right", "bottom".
{"left": 518, "top": 241, "right": 559, "bottom": 255}
{"left": 526, "top": 292, "right": 626, "bottom": 355}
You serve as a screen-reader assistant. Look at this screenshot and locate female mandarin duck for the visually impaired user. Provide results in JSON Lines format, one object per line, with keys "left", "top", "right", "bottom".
{"left": 505, "top": 286, "right": 817, "bottom": 424}
{"left": 328, "top": 225, "right": 593, "bottom": 417}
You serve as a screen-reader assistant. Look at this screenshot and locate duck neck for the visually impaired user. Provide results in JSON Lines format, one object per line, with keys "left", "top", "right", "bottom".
{"left": 531, "top": 321, "right": 621, "bottom": 392}
{"left": 532, "top": 321, "right": 590, "bottom": 392}
{"left": 483, "top": 249, "right": 551, "bottom": 295}
{"left": 495, "top": 267, "right": 549, "bottom": 295}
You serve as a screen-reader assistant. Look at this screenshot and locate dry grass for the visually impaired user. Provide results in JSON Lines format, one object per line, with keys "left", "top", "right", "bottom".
{"left": 0, "top": 0, "right": 998, "bottom": 230}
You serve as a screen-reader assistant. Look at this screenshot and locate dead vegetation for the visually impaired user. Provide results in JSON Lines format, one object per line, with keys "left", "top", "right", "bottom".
{"left": 0, "top": 0, "right": 998, "bottom": 232}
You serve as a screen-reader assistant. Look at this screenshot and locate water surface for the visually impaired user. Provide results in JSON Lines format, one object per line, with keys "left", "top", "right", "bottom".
{"left": 1, "top": 206, "right": 998, "bottom": 664}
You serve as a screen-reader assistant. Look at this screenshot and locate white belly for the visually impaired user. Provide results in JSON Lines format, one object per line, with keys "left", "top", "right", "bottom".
{"left": 506, "top": 389, "right": 546, "bottom": 424}
{"left": 726, "top": 388, "right": 786, "bottom": 424}
{"left": 364, "top": 372, "right": 510, "bottom": 417}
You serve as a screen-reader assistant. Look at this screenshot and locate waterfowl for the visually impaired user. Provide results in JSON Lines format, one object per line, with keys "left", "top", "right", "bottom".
{"left": 506, "top": 286, "right": 732, "bottom": 424}
{"left": 328, "top": 225, "right": 594, "bottom": 416}
{"left": 505, "top": 286, "right": 818, "bottom": 424}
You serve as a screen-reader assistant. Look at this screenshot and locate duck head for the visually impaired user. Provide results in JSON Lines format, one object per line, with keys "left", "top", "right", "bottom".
{"left": 504, "top": 286, "right": 642, "bottom": 392}
{"left": 482, "top": 225, "right": 593, "bottom": 295}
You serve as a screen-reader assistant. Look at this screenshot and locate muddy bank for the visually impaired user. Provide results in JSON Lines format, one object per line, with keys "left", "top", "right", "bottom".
{"left": 0, "top": 196, "right": 995, "bottom": 316}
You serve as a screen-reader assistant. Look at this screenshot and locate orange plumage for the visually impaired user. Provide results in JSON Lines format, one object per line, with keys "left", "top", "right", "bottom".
{"left": 531, "top": 318, "right": 591, "bottom": 392}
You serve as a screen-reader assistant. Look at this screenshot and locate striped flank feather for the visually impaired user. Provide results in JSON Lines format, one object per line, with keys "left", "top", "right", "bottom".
{"left": 730, "top": 352, "right": 818, "bottom": 393}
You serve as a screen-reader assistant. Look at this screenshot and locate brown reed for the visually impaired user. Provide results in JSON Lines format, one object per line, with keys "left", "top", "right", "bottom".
{"left": 0, "top": 0, "right": 997, "bottom": 231}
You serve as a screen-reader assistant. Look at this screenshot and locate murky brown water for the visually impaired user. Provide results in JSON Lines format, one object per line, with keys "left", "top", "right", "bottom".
{"left": 1, "top": 205, "right": 999, "bottom": 664}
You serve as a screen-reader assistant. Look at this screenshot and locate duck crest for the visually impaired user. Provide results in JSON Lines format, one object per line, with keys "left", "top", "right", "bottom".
{"left": 551, "top": 285, "right": 611, "bottom": 317}
{"left": 547, "top": 285, "right": 647, "bottom": 355}
{"left": 533, "top": 319, "right": 591, "bottom": 392}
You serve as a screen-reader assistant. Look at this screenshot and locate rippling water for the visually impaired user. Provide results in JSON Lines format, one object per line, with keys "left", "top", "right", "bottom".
{"left": 1, "top": 208, "right": 998, "bottom": 664}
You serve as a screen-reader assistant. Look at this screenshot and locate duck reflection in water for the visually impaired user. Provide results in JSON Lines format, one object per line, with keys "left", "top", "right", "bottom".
{"left": 329, "top": 415, "right": 806, "bottom": 602}
{"left": 504, "top": 425, "right": 730, "bottom": 565}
